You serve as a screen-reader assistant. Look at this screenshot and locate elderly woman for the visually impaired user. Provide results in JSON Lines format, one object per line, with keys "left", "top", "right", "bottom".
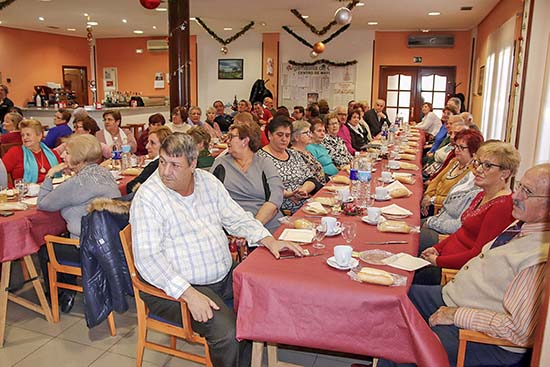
{"left": 414, "top": 102, "right": 442, "bottom": 137}
{"left": 96, "top": 110, "right": 137, "bottom": 153}
{"left": 55, "top": 116, "right": 111, "bottom": 159}
{"left": 205, "top": 106, "right": 223, "bottom": 139}
{"left": 166, "top": 106, "right": 189, "bottom": 133}
{"left": 3, "top": 119, "right": 61, "bottom": 186}
{"left": 188, "top": 106, "right": 218, "bottom": 139}
{"left": 334, "top": 105, "right": 356, "bottom": 155}
{"left": 126, "top": 126, "right": 172, "bottom": 193}
{"left": 136, "top": 113, "right": 166, "bottom": 156}
{"left": 257, "top": 115, "right": 321, "bottom": 214}
{"left": 290, "top": 120, "right": 326, "bottom": 184}
{"left": 306, "top": 118, "right": 338, "bottom": 176}
{"left": 421, "top": 129, "right": 483, "bottom": 216}
{"left": 1, "top": 111, "right": 22, "bottom": 144}
{"left": 37, "top": 134, "right": 120, "bottom": 312}
{"left": 322, "top": 112, "right": 353, "bottom": 168}
{"left": 187, "top": 125, "right": 214, "bottom": 169}
{"left": 211, "top": 114, "right": 284, "bottom": 232}
{"left": 345, "top": 108, "right": 371, "bottom": 152}
{"left": 416, "top": 140, "right": 520, "bottom": 284}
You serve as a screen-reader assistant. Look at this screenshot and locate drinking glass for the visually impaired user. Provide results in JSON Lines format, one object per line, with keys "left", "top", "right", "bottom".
{"left": 14, "top": 179, "right": 28, "bottom": 202}
{"left": 331, "top": 192, "right": 343, "bottom": 215}
{"left": 312, "top": 223, "right": 327, "bottom": 249}
{"left": 341, "top": 222, "right": 357, "bottom": 246}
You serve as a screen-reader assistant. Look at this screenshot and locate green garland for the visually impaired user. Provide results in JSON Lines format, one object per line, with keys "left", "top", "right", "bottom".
{"left": 0, "top": 0, "right": 17, "bottom": 11}
{"left": 195, "top": 18, "right": 254, "bottom": 46}
{"left": 288, "top": 59, "right": 357, "bottom": 67}
{"left": 290, "top": 0, "right": 359, "bottom": 36}
{"left": 282, "top": 24, "right": 351, "bottom": 49}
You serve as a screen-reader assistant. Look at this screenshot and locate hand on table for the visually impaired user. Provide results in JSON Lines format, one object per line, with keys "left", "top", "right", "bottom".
{"left": 181, "top": 286, "right": 220, "bottom": 323}
{"left": 429, "top": 306, "right": 458, "bottom": 327}
{"left": 260, "top": 236, "right": 305, "bottom": 259}
{"left": 420, "top": 196, "right": 431, "bottom": 216}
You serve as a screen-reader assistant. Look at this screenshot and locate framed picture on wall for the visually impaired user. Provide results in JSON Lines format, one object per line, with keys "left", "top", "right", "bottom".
{"left": 218, "top": 59, "right": 244, "bottom": 80}
{"left": 478, "top": 65, "right": 485, "bottom": 96}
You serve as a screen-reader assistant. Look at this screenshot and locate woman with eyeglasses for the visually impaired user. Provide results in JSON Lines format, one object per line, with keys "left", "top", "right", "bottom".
{"left": 290, "top": 119, "right": 326, "bottom": 185}
{"left": 322, "top": 112, "right": 352, "bottom": 168}
{"left": 416, "top": 140, "right": 520, "bottom": 285}
{"left": 257, "top": 115, "right": 321, "bottom": 214}
{"left": 345, "top": 108, "right": 372, "bottom": 152}
{"left": 421, "top": 129, "right": 484, "bottom": 217}
{"left": 306, "top": 118, "right": 339, "bottom": 176}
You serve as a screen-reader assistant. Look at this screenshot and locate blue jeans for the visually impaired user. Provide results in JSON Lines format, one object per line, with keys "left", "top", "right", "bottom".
{"left": 377, "top": 285, "right": 530, "bottom": 367}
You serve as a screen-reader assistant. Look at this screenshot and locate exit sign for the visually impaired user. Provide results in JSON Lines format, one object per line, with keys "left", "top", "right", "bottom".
{"left": 413, "top": 56, "right": 423, "bottom": 63}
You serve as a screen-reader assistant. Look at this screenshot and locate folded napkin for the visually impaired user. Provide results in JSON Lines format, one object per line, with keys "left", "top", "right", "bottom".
{"left": 385, "top": 181, "right": 413, "bottom": 197}
{"left": 398, "top": 153, "right": 416, "bottom": 161}
{"left": 382, "top": 253, "right": 431, "bottom": 271}
{"left": 304, "top": 201, "right": 329, "bottom": 214}
{"left": 278, "top": 228, "right": 314, "bottom": 243}
{"left": 0, "top": 202, "right": 28, "bottom": 211}
{"left": 312, "top": 197, "right": 335, "bottom": 206}
{"left": 21, "top": 197, "right": 38, "bottom": 206}
{"left": 380, "top": 203, "right": 413, "bottom": 217}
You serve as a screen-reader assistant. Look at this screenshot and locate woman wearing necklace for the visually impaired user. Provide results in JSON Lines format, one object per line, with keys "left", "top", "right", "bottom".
{"left": 3, "top": 119, "right": 61, "bottom": 186}
{"left": 95, "top": 110, "right": 137, "bottom": 153}
{"left": 416, "top": 140, "right": 520, "bottom": 285}
{"left": 421, "top": 129, "right": 483, "bottom": 217}
{"left": 290, "top": 120, "right": 327, "bottom": 185}
{"left": 211, "top": 114, "right": 284, "bottom": 232}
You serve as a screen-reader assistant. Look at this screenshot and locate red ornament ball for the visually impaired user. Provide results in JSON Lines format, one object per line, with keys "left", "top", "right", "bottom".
{"left": 140, "top": 0, "right": 161, "bottom": 10}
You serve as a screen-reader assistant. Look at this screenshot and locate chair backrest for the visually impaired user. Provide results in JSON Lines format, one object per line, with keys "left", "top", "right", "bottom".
{"left": 0, "top": 142, "right": 22, "bottom": 157}
{"left": 119, "top": 224, "right": 137, "bottom": 284}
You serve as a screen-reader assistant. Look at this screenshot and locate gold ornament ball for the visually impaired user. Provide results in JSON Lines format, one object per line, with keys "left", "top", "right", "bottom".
{"left": 220, "top": 46, "right": 229, "bottom": 54}
{"left": 313, "top": 42, "right": 325, "bottom": 54}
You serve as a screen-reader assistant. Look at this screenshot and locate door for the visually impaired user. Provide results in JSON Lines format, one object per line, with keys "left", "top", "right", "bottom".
{"left": 62, "top": 66, "right": 88, "bottom": 106}
{"left": 379, "top": 66, "right": 456, "bottom": 123}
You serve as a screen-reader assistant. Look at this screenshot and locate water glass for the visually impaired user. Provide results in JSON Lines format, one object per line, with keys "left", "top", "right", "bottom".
{"left": 313, "top": 223, "right": 327, "bottom": 249}
{"left": 341, "top": 222, "right": 357, "bottom": 245}
{"left": 14, "top": 179, "right": 28, "bottom": 202}
{"left": 332, "top": 192, "right": 343, "bottom": 215}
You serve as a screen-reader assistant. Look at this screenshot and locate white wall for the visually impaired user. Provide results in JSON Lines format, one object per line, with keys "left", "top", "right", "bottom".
{"left": 279, "top": 28, "right": 375, "bottom": 108}
{"left": 196, "top": 33, "right": 263, "bottom": 111}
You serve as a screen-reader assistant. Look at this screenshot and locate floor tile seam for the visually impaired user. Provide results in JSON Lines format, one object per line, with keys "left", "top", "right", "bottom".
{"left": 14, "top": 316, "right": 82, "bottom": 337}
{"left": 55, "top": 332, "right": 123, "bottom": 351}
{"left": 10, "top": 333, "right": 57, "bottom": 367}
{"left": 87, "top": 348, "right": 110, "bottom": 366}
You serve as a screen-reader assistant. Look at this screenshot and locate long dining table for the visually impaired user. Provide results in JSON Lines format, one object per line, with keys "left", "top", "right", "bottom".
{"left": 233, "top": 132, "right": 450, "bottom": 366}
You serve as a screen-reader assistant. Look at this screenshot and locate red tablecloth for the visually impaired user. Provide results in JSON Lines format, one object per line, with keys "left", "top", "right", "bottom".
{"left": 0, "top": 207, "right": 66, "bottom": 262}
{"left": 234, "top": 133, "right": 449, "bottom": 366}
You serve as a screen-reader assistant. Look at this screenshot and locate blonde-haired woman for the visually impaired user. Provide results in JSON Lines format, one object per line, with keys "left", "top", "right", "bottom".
{"left": 3, "top": 119, "right": 61, "bottom": 186}
{"left": 205, "top": 106, "right": 223, "bottom": 139}
{"left": 1, "top": 111, "right": 23, "bottom": 144}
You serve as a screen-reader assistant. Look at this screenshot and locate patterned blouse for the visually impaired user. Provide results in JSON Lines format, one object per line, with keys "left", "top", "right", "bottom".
{"left": 292, "top": 148, "right": 326, "bottom": 185}
{"left": 322, "top": 134, "right": 353, "bottom": 167}
{"left": 257, "top": 148, "right": 314, "bottom": 214}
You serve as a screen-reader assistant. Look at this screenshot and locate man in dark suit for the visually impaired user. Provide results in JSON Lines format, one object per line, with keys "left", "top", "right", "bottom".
{"left": 364, "top": 99, "right": 390, "bottom": 137}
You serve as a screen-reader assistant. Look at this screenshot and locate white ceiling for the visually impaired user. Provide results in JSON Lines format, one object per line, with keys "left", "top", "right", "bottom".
{"left": 0, "top": 0, "right": 500, "bottom": 38}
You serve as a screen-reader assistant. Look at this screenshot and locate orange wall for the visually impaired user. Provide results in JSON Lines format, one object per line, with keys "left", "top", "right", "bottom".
{"left": 96, "top": 35, "right": 197, "bottom": 105}
{"left": 0, "top": 26, "right": 90, "bottom": 107}
{"left": 470, "top": 0, "right": 523, "bottom": 124}
{"left": 372, "top": 31, "right": 472, "bottom": 105}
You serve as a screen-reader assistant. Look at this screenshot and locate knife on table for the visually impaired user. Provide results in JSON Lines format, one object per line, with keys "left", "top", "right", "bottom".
{"left": 365, "top": 240, "right": 408, "bottom": 245}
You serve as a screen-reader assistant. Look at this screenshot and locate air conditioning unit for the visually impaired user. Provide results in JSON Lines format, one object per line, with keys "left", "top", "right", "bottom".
{"left": 147, "top": 39, "right": 168, "bottom": 51}
{"left": 407, "top": 35, "right": 454, "bottom": 48}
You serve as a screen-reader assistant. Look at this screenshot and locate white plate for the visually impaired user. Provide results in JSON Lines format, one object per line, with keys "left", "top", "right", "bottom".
{"left": 359, "top": 250, "right": 395, "bottom": 265}
{"left": 327, "top": 256, "right": 359, "bottom": 270}
{"left": 361, "top": 216, "right": 386, "bottom": 225}
{"left": 374, "top": 195, "right": 392, "bottom": 202}
{"left": 326, "top": 227, "right": 343, "bottom": 236}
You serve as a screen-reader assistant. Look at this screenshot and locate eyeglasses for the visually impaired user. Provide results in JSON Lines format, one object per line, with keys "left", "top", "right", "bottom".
{"left": 301, "top": 131, "right": 312, "bottom": 136}
{"left": 452, "top": 144, "right": 468, "bottom": 152}
{"left": 514, "top": 182, "right": 550, "bottom": 199}
{"left": 472, "top": 159, "right": 502, "bottom": 171}
{"left": 226, "top": 133, "right": 240, "bottom": 140}
{"left": 327, "top": 121, "right": 339, "bottom": 126}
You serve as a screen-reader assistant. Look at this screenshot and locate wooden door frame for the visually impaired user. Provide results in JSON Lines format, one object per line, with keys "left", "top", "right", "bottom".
{"left": 61, "top": 65, "right": 88, "bottom": 105}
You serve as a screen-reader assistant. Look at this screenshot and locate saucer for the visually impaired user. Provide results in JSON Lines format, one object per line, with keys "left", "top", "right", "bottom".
{"left": 361, "top": 216, "right": 386, "bottom": 225}
{"left": 326, "top": 227, "right": 343, "bottom": 236}
{"left": 327, "top": 257, "right": 359, "bottom": 270}
{"left": 377, "top": 177, "right": 395, "bottom": 184}
{"left": 374, "top": 195, "right": 392, "bottom": 202}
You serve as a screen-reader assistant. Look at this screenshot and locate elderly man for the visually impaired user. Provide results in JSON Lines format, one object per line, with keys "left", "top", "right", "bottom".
{"left": 130, "top": 133, "right": 303, "bottom": 367}
{"left": 263, "top": 96, "right": 276, "bottom": 116}
{"left": 379, "top": 163, "right": 550, "bottom": 367}
{"left": 364, "top": 99, "right": 390, "bottom": 137}
{"left": 213, "top": 100, "right": 233, "bottom": 132}
{"left": 292, "top": 105, "right": 305, "bottom": 121}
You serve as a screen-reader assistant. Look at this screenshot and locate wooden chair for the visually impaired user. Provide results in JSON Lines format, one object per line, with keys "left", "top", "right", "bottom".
{"left": 456, "top": 329, "right": 532, "bottom": 367}
{"left": 44, "top": 235, "right": 116, "bottom": 335}
{"left": 440, "top": 268, "right": 459, "bottom": 286}
{"left": 118, "top": 225, "right": 212, "bottom": 367}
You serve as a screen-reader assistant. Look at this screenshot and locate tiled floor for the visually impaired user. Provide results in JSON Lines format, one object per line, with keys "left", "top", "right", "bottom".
{"left": 2, "top": 291, "right": 373, "bottom": 367}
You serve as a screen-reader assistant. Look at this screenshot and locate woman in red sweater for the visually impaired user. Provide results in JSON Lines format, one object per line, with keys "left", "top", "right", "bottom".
{"left": 414, "top": 140, "right": 520, "bottom": 284}
{"left": 1, "top": 111, "right": 23, "bottom": 144}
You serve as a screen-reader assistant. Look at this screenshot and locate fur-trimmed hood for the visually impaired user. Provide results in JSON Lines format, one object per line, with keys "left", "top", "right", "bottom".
{"left": 87, "top": 198, "right": 131, "bottom": 215}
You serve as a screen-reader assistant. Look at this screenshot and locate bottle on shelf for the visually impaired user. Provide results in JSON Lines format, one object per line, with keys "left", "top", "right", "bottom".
{"left": 35, "top": 93, "right": 42, "bottom": 107}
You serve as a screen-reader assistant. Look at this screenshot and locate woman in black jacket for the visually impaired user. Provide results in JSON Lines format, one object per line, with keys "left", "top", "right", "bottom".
{"left": 345, "top": 108, "right": 371, "bottom": 152}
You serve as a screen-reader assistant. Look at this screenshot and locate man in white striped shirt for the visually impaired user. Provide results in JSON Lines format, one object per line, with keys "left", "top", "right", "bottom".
{"left": 130, "top": 133, "right": 303, "bottom": 367}
{"left": 378, "top": 163, "right": 550, "bottom": 367}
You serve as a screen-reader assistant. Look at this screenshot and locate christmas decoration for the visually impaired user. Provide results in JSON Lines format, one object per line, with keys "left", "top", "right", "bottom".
{"left": 220, "top": 46, "right": 229, "bottom": 55}
{"left": 195, "top": 17, "right": 254, "bottom": 51}
{"left": 290, "top": 1, "right": 359, "bottom": 35}
{"left": 139, "top": 0, "right": 161, "bottom": 10}
{"left": 334, "top": 7, "right": 352, "bottom": 26}
{"left": 288, "top": 59, "right": 358, "bottom": 67}
{"left": 310, "top": 51, "right": 318, "bottom": 59}
{"left": 0, "top": 0, "right": 17, "bottom": 11}
{"left": 282, "top": 24, "right": 351, "bottom": 49}
{"left": 313, "top": 42, "right": 325, "bottom": 54}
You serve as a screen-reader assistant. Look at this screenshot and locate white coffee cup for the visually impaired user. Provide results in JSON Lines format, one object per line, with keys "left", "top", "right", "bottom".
{"left": 322, "top": 217, "right": 342, "bottom": 234}
{"left": 375, "top": 186, "right": 389, "bottom": 200}
{"left": 381, "top": 171, "right": 392, "bottom": 182}
{"left": 389, "top": 160, "right": 400, "bottom": 169}
{"left": 334, "top": 245, "right": 353, "bottom": 267}
{"left": 336, "top": 187, "right": 352, "bottom": 202}
{"left": 367, "top": 207, "right": 381, "bottom": 222}
{"left": 27, "top": 183, "right": 40, "bottom": 197}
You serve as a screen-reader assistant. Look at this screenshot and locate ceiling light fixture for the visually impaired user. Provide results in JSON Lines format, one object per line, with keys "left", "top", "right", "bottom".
{"left": 428, "top": 11, "right": 441, "bottom": 16}
{"left": 0, "top": 21, "right": 3, "bottom": 25}
{"left": 190, "top": 17, "right": 196, "bottom": 21}
{"left": 155, "top": 7, "right": 167, "bottom": 12}
{"left": 38, "top": 17, "right": 45, "bottom": 21}
{"left": 83, "top": 13, "right": 89, "bottom": 17}
{"left": 153, "top": 25, "right": 157, "bottom": 29}
{"left": 301, "top": 15, "right": 309, "bottom": 19}
{"left": 133, "top": 30, "right": 144, "bottom": 34}
{"left": 87, "top": 21, "right": 98, "bottom": 26}
{"left": 367, "top": 21, "right": 378, "bottom": 25}
{"left": 421, "top": 29, "right": 430, "bottom": 33}
{"left": 357, "top": 2, "right": 365, "bottom": 6}
{"left": 122, "top": 19, "right": 128, "bottom": 23}
{"left": 136, "top": 49, "right": 144, "bottom": 54}
{"left": 260, "top": 22, "right": 267, "bottom": 27}
{"left": 67, "top": 28, "right": 76, "bottom": 31}
{"left": 223, "top": 27, "right": 233, "bottom": 31}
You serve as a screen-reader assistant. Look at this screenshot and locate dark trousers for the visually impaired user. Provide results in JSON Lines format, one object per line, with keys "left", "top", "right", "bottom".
{"left": 141, "top": 268, "right": 251, "bottom": 367}
{"left": 377, "top": 285, "right": 530, "bottom": 367}
{"left": 38, "top": 244, "right": 79, "bottom": 296}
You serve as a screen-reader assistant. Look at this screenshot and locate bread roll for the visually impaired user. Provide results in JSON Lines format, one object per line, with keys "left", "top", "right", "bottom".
{"left": 332, "top": 176, "right": 351, "bottom": 185}
{"left": 390, "top": 187, "right": 411, "bottom": 198}
{"left": 398, "top": 153, "right": 416, "bottom": 161}
{"left": 122, "top": 167, "right": 141, "bottom": 176}
{"left": 394, "top": 175, "right": 415, "bottom": 185}
{"left": 377, "top": 220, "right": 411, "bottom": 233}
{"left": 294, "top": 219, "right": 313, "bottom": 229}
{"left": 357, "top": 267, "right": 394, "bottom": 286}
{"left": 398, "top": 162, "right": 419, "bottom": 171}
